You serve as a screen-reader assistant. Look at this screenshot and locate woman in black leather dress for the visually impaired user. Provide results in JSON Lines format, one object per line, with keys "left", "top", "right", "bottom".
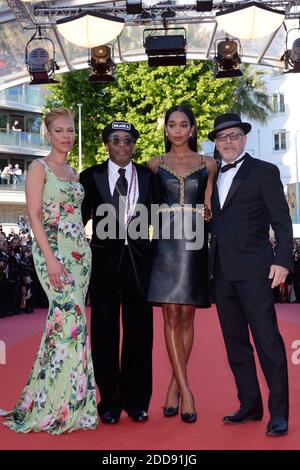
{"left": 148, "top": 105, "right": 216, "bottom": 423}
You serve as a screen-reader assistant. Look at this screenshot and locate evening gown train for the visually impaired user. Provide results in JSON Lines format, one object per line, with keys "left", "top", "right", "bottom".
{"left": 0, "top": 159, "right": 98, "bottom": 434}
{"left": 147, "top": 156, "right": 210, "bottom": 307}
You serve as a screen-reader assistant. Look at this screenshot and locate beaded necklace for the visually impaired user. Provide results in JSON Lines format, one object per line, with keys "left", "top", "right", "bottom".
{"left": 125, "top": 165, "right": 137, "bottom": 225}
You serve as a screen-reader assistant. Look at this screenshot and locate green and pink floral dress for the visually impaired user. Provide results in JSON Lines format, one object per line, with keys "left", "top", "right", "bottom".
{"left": 0, "top": 159, "right": 98, "bottom": 434}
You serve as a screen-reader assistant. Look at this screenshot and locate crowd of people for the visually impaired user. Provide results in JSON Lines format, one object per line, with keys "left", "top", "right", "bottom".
{"left": 270, "top": 238, "right": 300, "bottom": 303}
{"left": 0, "top": 106, "right": 297, "bottom": 438}
{"left": 0, "top": 225, "right": 298, "bottom": 321}
{"left": 0, "top": 225, "right": 47, "bottom": 318}
{"left": 0, "top": 163, "right": 23, "bottom": 184}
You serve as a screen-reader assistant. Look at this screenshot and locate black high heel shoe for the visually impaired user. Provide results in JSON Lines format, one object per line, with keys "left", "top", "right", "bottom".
{"left": 181, "top": 411, "right": 197, "bottom": 423}
{"left": 163, "top": 394, "right": 179, "bottom": 417}
{"left": 181, "top": 394, "right": 197, "bottom": 423}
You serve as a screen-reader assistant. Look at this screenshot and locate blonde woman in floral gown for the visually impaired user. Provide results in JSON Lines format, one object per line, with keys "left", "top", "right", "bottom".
{"left": 0, "top": 108, "right": 98, "bottom": 434}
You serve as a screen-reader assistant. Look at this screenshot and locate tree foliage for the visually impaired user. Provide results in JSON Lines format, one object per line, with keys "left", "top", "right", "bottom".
{"left": 229, "top": 64, "right": 274, "bottom": 123}
{"left": 45, "top": 61, "right": 272, "bottom": 169}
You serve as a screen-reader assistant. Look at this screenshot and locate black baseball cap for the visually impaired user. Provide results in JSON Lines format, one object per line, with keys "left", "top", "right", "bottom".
{"left": 102, "top": 121, "right": 140, "bottom": 144}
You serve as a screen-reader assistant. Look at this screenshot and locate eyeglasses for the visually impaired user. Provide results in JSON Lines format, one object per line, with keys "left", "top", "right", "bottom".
{"left": 107, "top": 137, "right": 134, "bottom": 146}
{"left": 215, "top": 131, "right": 244, "bottom": 142}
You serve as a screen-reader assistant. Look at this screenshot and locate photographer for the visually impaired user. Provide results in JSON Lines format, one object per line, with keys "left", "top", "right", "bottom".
{"left": 20, "top": 247, "right": 34, "bottom": 313}
{"left": 0, "top": 256, "right": 15, "bottom": 317}
{"left": 293, "top": 242, "right": 300, "bottom": 303}
{"left": 6, "top": 238, "right": 22, "bottom": 315}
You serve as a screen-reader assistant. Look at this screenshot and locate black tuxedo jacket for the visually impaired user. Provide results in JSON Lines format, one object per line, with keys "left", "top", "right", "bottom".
{"left": 210, "top": 153, "right": 293, "bottom": 281}
{"left": 80, "top": 160, "right": 156, "bottom": 295}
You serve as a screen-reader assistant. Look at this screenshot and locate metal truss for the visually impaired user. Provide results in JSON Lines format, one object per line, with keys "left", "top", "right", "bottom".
{"left": 4, "top": 0, "right": 300, "bottom": 74}
{"left": 5, "top": 1, "right": 300, "bottom": 30}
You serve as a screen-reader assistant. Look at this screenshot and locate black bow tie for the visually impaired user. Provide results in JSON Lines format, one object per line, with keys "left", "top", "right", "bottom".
{"left": 220, "top": 156, "right": 245, "bottom": 173}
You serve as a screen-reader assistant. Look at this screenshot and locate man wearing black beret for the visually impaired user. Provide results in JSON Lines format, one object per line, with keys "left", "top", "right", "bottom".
{"left": 80, "top": 121, "right": 155, "bottom": 424}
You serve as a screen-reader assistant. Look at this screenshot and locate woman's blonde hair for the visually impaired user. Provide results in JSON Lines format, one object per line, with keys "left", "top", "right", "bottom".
{"left": 44, "top": 107, "right": 74, "bottom": 130}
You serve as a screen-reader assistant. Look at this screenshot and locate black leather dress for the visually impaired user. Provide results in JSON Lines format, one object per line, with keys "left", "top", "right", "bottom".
{"left": 147, "top": 156, "right": 210, "bottom": 307}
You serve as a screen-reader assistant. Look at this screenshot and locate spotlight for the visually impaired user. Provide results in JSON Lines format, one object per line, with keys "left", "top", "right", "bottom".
{"left": 88, "top": 45, "right": 116, "bottom": 83}
{"left": 126, "top": 0, "right": 143, "bottom": 14}
{"left": 145, "top": 34, "right": 185, "bottom": 55}
{"left": 25, "top": 28, "right": 59, "bottom": 85}
{"left": 292, "top": 38, "right": 300, "bottom": 72}
{"left": 214, "top": 38, "right": 243, "bottom": 78}
{"left": 196, "top": 1, "right": 213, "bottom": 12}
{"left": 282, "top": 34, "right": 300, "bottom": 73}
{"left": 144, "top": 28, "right": 186, "bottom": 67}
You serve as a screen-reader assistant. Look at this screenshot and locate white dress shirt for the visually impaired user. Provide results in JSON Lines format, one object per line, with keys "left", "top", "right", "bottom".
{"left": 108, "top": 159, "right": 139, "bottom": 242}
{"left": 217, "top": 153, "right": 246, "bottom": 208}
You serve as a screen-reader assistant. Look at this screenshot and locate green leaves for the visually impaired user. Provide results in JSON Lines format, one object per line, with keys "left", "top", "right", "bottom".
{"left": 229, "top": 64, "right": 273, "bottom": 124}
{"left": 45, "top": 62, "right": 270, "bottom": 169}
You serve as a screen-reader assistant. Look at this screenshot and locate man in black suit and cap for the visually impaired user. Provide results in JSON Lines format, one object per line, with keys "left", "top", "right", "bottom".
{"left": 209, "top": 113, "right": 293, "bottom": 436}
{"left": 80, "top": 121, "right": 155, "bottom": 424}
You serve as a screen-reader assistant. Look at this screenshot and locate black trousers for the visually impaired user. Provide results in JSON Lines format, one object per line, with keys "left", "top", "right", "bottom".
{"left": 90, "top": 246, "right": 153, "bottom": 415}
{"left": 0, "top": 279, "right": 20, "bottom": 316}
{"left": 213, "top": 255, "right": 289, "bottom": 419}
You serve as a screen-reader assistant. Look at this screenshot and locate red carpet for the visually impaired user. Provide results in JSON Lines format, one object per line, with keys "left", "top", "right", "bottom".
{"left": 0, "top": 304, "right": 300, "bottom": 450}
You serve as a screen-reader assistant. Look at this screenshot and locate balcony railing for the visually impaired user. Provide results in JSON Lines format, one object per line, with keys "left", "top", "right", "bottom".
{"left": 0, "top": 85, "right": 48, "bottom": 108}
{"left": 0, "top": 183, "right": 25, "bottom": 192}
{"left": 0, "top": 176, "right": 25, "bottom": 192}
{"left": 0, "top": 130, "right": 50, "bottom": 151}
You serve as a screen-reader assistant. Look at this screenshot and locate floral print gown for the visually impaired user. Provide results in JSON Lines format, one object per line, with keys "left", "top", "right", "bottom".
{"left": 0, "top": 159, "right": 98, "bottom": 434}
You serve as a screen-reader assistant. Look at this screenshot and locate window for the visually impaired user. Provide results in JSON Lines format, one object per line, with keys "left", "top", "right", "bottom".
{"left": 6, "top": 86, "right": 21, "bottom": 103}
{"left": 26, "top": 116, "right": 42, "bottom": 134}
{"left": 273, "top": 130, "right": 286, "bottom": 151}
{"left": 0, "top": 113, "right": 8, "bottom": 132}
{"left": 272, "top": 93, "right": 285, "bottom": 113}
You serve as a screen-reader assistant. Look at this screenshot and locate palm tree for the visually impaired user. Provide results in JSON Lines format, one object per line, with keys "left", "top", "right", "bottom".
{"left": 230, "top": 64, "right": 274, "bottom": 124}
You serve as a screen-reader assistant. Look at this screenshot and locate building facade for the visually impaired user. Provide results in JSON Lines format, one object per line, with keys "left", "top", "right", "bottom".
{"left": 245, "top": 70, "right": 300, "bottom": 189}
{"left": 202, "top": 68, "right": 300, "bottom": 235}
{"left": 0, "top": 84, "right": 50, "bottom": 229}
